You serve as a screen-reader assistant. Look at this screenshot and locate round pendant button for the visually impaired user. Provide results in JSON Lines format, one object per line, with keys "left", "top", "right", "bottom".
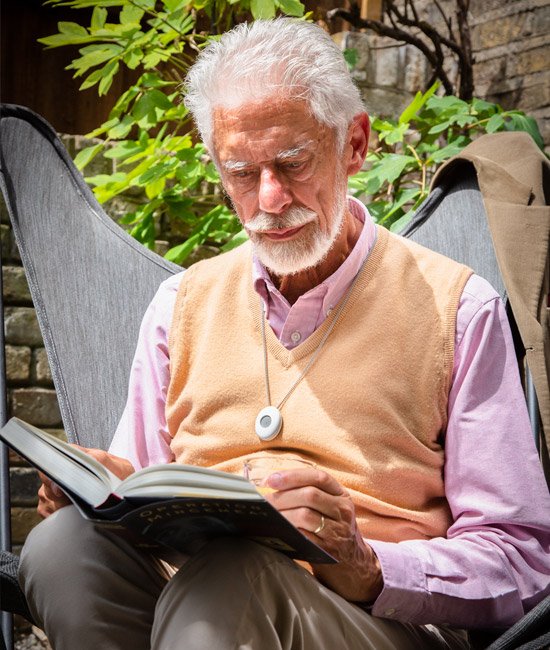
{"left": 255, "top": 406, "right": 282, "bottom": 441}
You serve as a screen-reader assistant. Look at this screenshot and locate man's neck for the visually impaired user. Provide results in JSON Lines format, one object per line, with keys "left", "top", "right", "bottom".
{"left": 272, "top": 210, "right": 362, "bottom": 304}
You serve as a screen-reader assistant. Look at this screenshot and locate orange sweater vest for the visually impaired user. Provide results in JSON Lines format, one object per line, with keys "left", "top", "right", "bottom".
{"left": 166, "top": 226, "right": 472, "bottom": 543}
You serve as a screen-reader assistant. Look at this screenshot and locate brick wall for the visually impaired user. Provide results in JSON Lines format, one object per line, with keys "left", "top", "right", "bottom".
{"left": 338, "top": 0, "right": 550, "bottom": 148}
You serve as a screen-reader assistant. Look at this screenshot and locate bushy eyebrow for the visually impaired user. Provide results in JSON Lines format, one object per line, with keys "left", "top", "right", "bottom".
{"left": 222, "top": 141, "right": 314, "bottom": 172}
{"left": 276, "top": 142, "right": 313, "bottom": 161}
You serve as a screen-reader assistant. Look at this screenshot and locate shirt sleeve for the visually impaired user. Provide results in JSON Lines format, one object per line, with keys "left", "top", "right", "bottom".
{"left": 368, "top": 274, "right": 550, "bottom": 628}
{"left": 108, "top": 272, "right": 185, "bottom": 470}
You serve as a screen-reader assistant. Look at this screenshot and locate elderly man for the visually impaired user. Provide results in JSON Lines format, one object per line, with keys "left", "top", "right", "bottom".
{"left": 19, "top": 18, "right": 549, "bottom": 650}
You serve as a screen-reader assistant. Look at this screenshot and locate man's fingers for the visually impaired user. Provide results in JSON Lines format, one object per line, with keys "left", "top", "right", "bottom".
{"left": 37, "top": 475, "right": 70, "bottom": 518}
{"left": 38, "top": 472, "right": 63, "bottom": 498}
{"left": 71, "top": 445, "right": 135, "bottom": 480}
{"left": 266, "top": 467, "right": 345, "bottom": 496}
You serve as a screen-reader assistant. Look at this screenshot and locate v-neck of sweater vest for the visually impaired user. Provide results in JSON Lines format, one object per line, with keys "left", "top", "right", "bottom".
{"left": 246, "top": 225, "right": 389, "bottom": 368}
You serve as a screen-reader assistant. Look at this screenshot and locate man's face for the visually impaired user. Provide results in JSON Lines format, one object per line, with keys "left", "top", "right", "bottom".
{"left": 212, "top": 98, "right": 350, "bottom": 276}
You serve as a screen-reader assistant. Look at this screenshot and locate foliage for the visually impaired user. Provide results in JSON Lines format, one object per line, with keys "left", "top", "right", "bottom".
{"left": 349, "top": 83, "right": 545, "bottom": 233}
{"left": 40, "top": 0, "right": 305, "bottom": 264}
{"left": 40, "top": 2, "right": 544, "bottom": 263}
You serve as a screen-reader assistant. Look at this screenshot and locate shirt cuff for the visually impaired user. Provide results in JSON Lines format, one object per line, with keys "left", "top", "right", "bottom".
{"left": 366, "top": 538, "right": 427, "bottom": 622}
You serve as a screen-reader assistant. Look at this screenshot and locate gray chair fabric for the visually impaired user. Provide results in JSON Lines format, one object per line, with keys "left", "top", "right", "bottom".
{"left": 400, "top": 161, "right": 506, "bottom": 301}
{"left": 0, "top": 104, "right": 180, "bottom": 449}
{"left": 0, "top": 103, "right": 179, "bottom": 644}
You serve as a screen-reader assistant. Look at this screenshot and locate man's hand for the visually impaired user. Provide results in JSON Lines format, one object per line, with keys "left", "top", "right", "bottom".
{"left": 37, "top": 447, "right": 135, "bottom": 519}
{"left": 264, "top": 468, "right": 383, "bottom": 603}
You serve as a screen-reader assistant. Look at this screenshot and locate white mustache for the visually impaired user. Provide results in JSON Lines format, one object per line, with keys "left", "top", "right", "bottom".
{"left": 246, "top": 207, "right": 316, "bottom": 233}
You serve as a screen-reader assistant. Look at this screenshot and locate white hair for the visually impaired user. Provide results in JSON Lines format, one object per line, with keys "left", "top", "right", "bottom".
{"left": 184, "top": 18, "right": 365, "bottom": 152}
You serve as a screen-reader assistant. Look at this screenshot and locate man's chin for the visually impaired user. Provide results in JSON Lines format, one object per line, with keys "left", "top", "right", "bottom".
{"left": 252, "top": 238, "right": 332, "bottom": 277}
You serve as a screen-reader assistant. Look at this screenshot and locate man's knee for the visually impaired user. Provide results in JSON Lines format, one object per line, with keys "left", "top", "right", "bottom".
{"left": 19, "top": 506, "right": 91, "bottom": 588}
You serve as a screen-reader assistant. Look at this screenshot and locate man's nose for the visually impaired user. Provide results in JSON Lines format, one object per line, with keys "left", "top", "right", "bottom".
{"left": 258, "top": 168, "right": 292, "bottom": 215}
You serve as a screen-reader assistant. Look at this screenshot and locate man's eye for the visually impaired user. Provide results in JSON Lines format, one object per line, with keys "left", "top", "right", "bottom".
{"left": 233, "top": 169, "right": 254, "bottom": 178}
{"left": 283, "top": 161, "right": 303, "bottom": 169}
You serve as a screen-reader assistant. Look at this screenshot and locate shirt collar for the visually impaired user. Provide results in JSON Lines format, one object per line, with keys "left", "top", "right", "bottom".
{"left": 252, "top": 197, "right": 376, "bottom": 317}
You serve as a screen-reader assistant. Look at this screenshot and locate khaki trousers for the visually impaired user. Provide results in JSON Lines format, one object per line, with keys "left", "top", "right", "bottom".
{"left": 19, "top": 507, "right": 469, "bottom": 650}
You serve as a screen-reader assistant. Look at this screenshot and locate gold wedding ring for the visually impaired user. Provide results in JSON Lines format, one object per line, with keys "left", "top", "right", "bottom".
{"left": 314, "top": 514, "right": 325, "bottom": 534}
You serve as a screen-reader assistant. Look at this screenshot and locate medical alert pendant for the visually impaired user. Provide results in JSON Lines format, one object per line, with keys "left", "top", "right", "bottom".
{"left": 255, "top": 406, "right": 283, "bottom": 441}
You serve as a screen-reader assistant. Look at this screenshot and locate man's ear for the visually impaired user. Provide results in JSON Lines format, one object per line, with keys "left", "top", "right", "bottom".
{"left": 346, "top": 113, "right": 370, "bottom": 177}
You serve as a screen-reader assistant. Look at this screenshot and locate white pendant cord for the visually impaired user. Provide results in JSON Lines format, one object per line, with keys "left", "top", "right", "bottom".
{"left": 260, "top": 254, "right": 369, "bottom": 414}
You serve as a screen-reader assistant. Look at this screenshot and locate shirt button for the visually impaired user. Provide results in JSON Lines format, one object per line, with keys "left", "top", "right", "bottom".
{"left": 291, "top": 331, "right": 301, "bottom": 343}
{"left": 384, "top": 608, "right": 396, "bottom": 617}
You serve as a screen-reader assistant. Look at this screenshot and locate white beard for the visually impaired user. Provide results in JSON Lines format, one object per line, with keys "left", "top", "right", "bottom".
{"left": 245, "top": 193, "right": 347, "bottom": 277}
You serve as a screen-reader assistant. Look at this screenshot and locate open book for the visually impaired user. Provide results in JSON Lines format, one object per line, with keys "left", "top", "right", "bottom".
{"left": 1, "top": 417, "right": 334, "bottom": 564}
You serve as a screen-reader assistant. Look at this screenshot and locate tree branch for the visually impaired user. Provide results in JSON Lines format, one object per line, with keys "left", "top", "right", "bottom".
{"left": 327, "top": 0, "right": 474, "bottom": 99}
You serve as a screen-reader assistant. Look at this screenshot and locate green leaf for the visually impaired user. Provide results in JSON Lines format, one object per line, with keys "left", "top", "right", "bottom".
{"left": 378, "top": 188, "right": 419, "bottom": 224}
{"left": 342, "top": 48, "right": 358, "bottom": 72}
{"left": 276, "top": 0, "right": 305, "bottom": 16}
{"left": 108, "top": 114, "right": 136, "bottom": 139}
{"left": 73, "top": 143, "right": 104, "bottom": 171}
{"left": 371, "top": 118, "right": 396, "bottom": 134}
{"left": 134, "top": 0, "right": 157, "bottom": 8}
{"left": 58, "top": 22, "right": 88, "bottom": 37}
{"left": 132, "top": 90, "right": 161, "bottom": 119}
{"left": 504, "top": 112, "right": 544, "bottom": 148}
{"left": 360, "top": 154, "right": 416, "bottom": 194}
{"left": 250, "top": 0, "right": 276, "bottom": 19}
{"left": 120, "top": 4, "right": 145, "bottom": 24}
{"left": 165, "top": 205, "right": 226, "bottom": 264}
{"left": 485, "top": 113, "right": 505, "bottom": 133}
{"left": 428, "top": 137, "right": 469, "bottom": 164}
{"left": 86, "top": 117, "right": 119, "bottom": 138}
{"left": 123, "top": 48, "right": 144, "bottom": 69}
{"left": 428, "top": 120, "right": 452, "bottom": 135}
{"left": 86, "top": 172, "right": 126, "bottom": 187}
{"left": 399, "top": 82, "right": 439, "bottom": 125}
{"left": 79, "top": 67, "right": 105, "bottom": 91}
{"left": 69, "top": 45, "right": 123, "bottom": 76}
{"left": 140, "top": 72, "right": 173, "bottom": 88}
{"left": 142, "top": 51, "right": 163, "bottom": 69}
{"left": 130, "top": 213, "right": 156, "bottom": 248}
{"left": 165, "top": 196, "right": 195, "bottom": 220}
{"left": 163, "top": 0, "right": 187, "bottom": 10}
{"left": 145, "top": 177, "right": 166, "bottom": 199}
{"left": 390, "top": 210, "right": 413, "bottom": 233}
{"left": 470, "top": 98, "right": 497, "bottom": 116}
{"left": 91, "top": 6, "right": 108, "bottom": 30}
{"left": 382, "top": 123, "right": 408, "bottom": 145}
{"left": 38, "top": 33, "right": 94, "bottom": 47}
{"left": 425, "top": 95, "right": 468, "bottom": 117}
{"left": 98, "top": 60, "right": 120, "bottom": 95}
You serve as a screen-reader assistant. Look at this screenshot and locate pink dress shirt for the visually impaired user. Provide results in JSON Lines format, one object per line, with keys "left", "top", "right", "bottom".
{"left": 109, "top": 198, "right": 550, "bottom": 628}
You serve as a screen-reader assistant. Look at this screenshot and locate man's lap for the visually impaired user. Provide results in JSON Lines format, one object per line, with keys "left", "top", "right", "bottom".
{"left": 19, "top": 507, "right": 469, "bottom": 650}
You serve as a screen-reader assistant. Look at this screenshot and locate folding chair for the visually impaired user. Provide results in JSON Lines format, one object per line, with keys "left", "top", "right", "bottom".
{"left": 0, "top": 105, "right": 548, "bottom": 649}
{"left": 0, "top": 103, "right": 179, "bottom": 649}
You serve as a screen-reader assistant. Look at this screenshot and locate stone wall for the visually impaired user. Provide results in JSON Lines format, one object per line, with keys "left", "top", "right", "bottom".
{"left": 1, "top": 204, "right": 61, "bottom": 554}
{"left": 471, "top": 0, "right": 550, "bottom": 147}
{"left": 338, "top": 0, "right": 550, "bottom": 148}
